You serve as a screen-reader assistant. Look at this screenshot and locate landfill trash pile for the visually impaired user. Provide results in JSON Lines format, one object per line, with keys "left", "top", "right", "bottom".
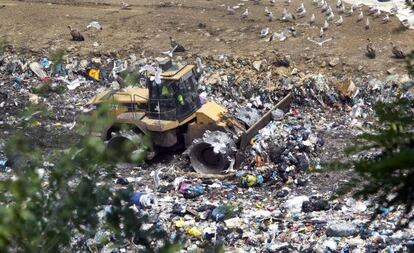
{"left": 0, "top": 50, "right": 413, "bottom": 252}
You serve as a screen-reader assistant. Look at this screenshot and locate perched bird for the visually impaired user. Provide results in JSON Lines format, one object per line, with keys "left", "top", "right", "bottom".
{"left": 317, "top": 0, "right": 325, "bottom": 8}
{"left": 373, "top": 9, "right": 381, "bottom": 18}
{"left": 325, "top": 6, "right": 333, "bottom": 16}
{"left": 297, "top": 3, "right": 305, "bottom": 13}
{"left": 169, "top": 36, "right": 185, "bottom": 52}
{"left": 322, "top": 3, "right": 329, "bottom": 12}
{"left": 272, "top": 31, "right": 287, "bottom": 41}
{"left": 319, "top": 27, "right": 324, "bottom": 37}
{"left": 310, "top": 13, "right": 316, "bottom": 25}
{"left": 336, "top": 0, "right": 342, "bottom": 8}
{"left": 327, "top": 12, "right": 334, "bottom": 21}
{"left": 338, "top": 5, "right": 345, "bottom": 14}
{"left": 335, "top": 15, "right": 343, "bottom": 25}
{"left": 391, "top": 42, "right": 406, "bottom": 59}
{"left": 357, "top": 11, "right": 364, "bottom": 22}
{"left": 268, "top": 11, "right": 274, "bottom": 21}
{"left": 270, "top": 0, "right": 276, "bottom": 6}
{"left": 382, "top": 14, "right": 389, "bottom": 23}
{"left": 289, "top": 27, "right": 297, "bottom": 37}
{"left": 323, "top": 19, "right": 329, "bottom": 30}
{"left": 227, "top": 6, "right": 236, "bottom": 15}
{"left": 241, "top": 8, "right": 249, "bottom": 19}
{"left": 366, "top": 38, "right": 376, "bottom": 59}
{"left": 67, "top": 26, "right": 84, "bottom": 41}
{"left": 390, "top": 4, "right": 398, "bottom": 15}
{"left": 282, "top": 11, "right": 295, "bottom": 21}
{"left": 365, "top": 17, "right": 370, "bottom": 29}
{"left": 196, "top": 57, "right": 204, "bottom": 73}
{"left": 265, "top": 7, "right": 271, "bottom": 16}
{"left": 120, "top": 1, "right": 130, "bottom": 10}
{"left": 282, "top": 7, "right": 288, "bottom": 16}
{"left": 298, "top": 8, "right": 307, "bottom": 18}
{"left": 346, "top": 6, "right": 354, "bottom": 16}
{"left": 260, "top": 27, "right": 270, "bottom": 38}
{"left": 368, "top": 5, "right": 378, "bottom": 15}
{"left": 285, "top": 0, "right": 291, "bottom": 6}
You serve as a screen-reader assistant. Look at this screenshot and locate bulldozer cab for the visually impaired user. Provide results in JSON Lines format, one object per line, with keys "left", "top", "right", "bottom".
{"left": 147, "top": 65, "right": 201, "bottom": 122}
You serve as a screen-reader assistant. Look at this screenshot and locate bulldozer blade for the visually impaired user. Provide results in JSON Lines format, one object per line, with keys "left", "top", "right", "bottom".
{"left": 234, "top": 93, "right": 292, "bottom": 169}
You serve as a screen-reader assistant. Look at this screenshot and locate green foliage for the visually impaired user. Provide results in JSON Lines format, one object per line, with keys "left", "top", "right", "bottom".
{"left": 333, "top": 51, "right": 414, "bottom": 227}
{"left": 0, "top": 104, "right": 178, "bottom": 252}
{"left": 49, "top": 49, "right": 66, "bottom": 75}
{"left": 345, "top": 100, "right": 414, "bottom": 225}
{"left": 31, "top": 83, "right": 66, "bottom": 97}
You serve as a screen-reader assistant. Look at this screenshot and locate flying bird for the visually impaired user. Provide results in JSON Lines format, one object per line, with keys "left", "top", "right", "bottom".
{"left": 391, "top": 42, "right": 406, "bottom": 59}
{"left": 308, "top": 37, "right": 332, "bottom": 46}
{"left": 67, "top": 26, "right": 84, "bottom": 41}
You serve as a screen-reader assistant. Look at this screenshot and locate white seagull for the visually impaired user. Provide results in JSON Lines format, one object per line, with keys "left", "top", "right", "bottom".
{"left": 335, "top": 15, "right": 343, "bottom": 25}
{"left": 272, "top": 31, "right": 287, "bottom": 41}
{"left": 268, "top": 11, "right": 274, "bottom": 21}
{"left": 297, "top": 3, "right": 305, "bottom": 13}
{"left": 346, "top": 6, "right": 354, "bottom": 16}
{"left": 227, "top": 6, "right": 236, "bottom": 15}
{"left": 265, "top": 7, "right": 271, "bottom": 16}
{"left": 298, "top": 8, "right": 307, "bottom": 18}
{"left": 323, "top": 19, "right": 329, "bottom": 30}
{"left": 357, "top": 11, "right": 364, "bottom": 22}
{"left": 310, "top": 13, "right": 316, "bottom": 24}
{"left": 241, "top": 8, "right": 249, "bottom": 19}
{"left": 260, "top": 27, "right": 270, "bottom": 38}
{"left": 365, "top": 17, "right": 370, "bottom": 29}
{"left": 382, "top": 14, "right": 389, "bottom": 23}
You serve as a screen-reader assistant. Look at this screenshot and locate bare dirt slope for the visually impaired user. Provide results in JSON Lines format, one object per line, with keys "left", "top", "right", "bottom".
{"left": 1, "top": 0, "right": 413, "bottom": 77}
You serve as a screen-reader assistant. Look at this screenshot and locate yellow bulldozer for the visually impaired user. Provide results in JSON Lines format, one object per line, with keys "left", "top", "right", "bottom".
{"left": 86, "top": 59, "right": 291, "bottom": 174}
